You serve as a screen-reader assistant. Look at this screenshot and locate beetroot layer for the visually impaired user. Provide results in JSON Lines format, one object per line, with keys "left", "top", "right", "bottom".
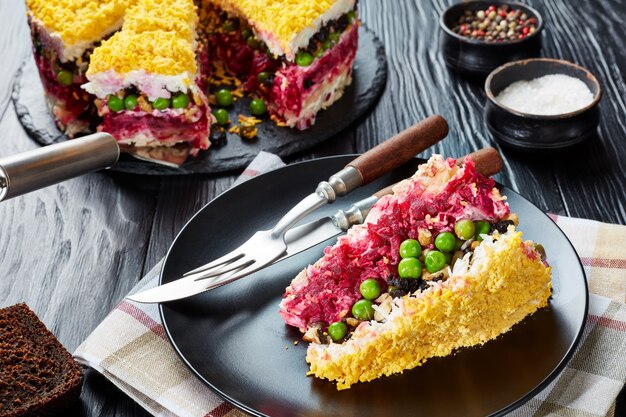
{"left": 269, "top": 23, "right": 358, "bottom": 129}
{"left": 31, "top": 24, "right": 94, "bottom": 133}
{"left": 99, "top": 108, "right": 210, "bottom": 151}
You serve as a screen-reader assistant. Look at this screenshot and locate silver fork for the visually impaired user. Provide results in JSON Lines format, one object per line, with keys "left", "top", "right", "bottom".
{"left": 127, "top": 115, "right": 449, "bottom": 303}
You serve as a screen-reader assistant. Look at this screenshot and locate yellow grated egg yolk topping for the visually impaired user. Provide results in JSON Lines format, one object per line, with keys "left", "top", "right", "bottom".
{"left": 87, "top": 30, "right": 197, "bottom": 76}
{"left": 211, "top": 0, "right": 341, "bottom": 52}
{"left": 123, "top": 0, "right": 199, "bottom": 41}
{"left": 86, "top": 0, "right": 198, "bottom": 76}
{"left": 26, "top": 0, "right": 133, "bottom": 46}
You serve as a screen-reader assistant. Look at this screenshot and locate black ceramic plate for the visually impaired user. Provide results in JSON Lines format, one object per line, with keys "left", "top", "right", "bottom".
{"left": 11, "top": 26, "right": 386, "bottom": 175}
{"left": 159, "top": 156, "right": 588, "bottom": 417}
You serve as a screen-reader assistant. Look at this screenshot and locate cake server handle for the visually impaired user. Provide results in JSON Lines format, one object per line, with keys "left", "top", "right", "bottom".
{"left": 0, "top": 133, "right": 119, "bottom": 202}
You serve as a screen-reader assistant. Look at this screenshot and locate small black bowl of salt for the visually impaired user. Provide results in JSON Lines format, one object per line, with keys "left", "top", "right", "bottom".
{"left": 484, "top": 58, "right": 602, "bottom": 151}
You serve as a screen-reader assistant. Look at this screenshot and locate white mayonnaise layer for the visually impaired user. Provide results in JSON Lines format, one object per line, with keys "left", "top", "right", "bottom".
{"left": 82, "top": 70, "right": 195, "bottom": 100}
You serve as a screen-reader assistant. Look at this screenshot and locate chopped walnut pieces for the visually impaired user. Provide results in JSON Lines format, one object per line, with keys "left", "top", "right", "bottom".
{"left": 417, "top": 228, "right": 432, "bottom": 246}
{"left": 422, "top": 268, "right": 449, "bottom": 282}
{"left": 137, "top": 96, "right": 152, "bottom": 112}
{"left": 345, "top": 318, "right": 361, "bottom": 327}
{"left": 506, "top": 213, "right": 520, "bottom": 226}
{"left": 302, "top": 323, "right": 330, "bottom": 344}
{"left": 302, "top": 323, "right": 323, "bottom": 344}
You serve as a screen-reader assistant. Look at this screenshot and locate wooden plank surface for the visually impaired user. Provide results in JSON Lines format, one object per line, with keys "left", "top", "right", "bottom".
{"left": 0, "top": 0, "right": 624, "bottom": 416}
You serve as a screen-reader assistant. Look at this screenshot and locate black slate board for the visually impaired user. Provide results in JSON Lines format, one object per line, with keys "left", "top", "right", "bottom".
{"left": 12, "top": 26, "right": 386, "bottom": 175}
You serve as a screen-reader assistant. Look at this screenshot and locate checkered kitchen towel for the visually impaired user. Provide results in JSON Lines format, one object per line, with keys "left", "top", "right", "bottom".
{"left": 74, "top": 153, "right": 626, "bottom": 417}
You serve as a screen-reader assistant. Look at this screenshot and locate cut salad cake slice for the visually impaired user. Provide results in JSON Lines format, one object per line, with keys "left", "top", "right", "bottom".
{"left": 279, "top": 154, "right": 552, "bottom": 390}
{"left": 26, "top": 0, "right": 133, "bottom": 136}
{"left": 83, "top": 0, "right": 212, "bottom": 155}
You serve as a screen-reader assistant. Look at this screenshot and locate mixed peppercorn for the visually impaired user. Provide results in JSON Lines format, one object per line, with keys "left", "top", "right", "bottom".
{"left": 451, "top": 5, "right": 537, "bottom": 42}
{"left": 320, "top": 216, "right": 534, "bottom": 344}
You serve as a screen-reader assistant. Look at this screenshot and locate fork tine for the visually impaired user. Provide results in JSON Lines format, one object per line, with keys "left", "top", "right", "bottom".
{"left": 183, "top": 250, "right": 244, "bottom": 276}
{"left": 198, "top": 262, "right": 263, "bottom": 291}
{"left": 187, "top": 256, "right": 255, "bottom": 281}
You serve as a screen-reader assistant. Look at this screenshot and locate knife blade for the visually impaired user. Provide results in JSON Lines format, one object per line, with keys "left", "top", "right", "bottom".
{"left": 127, "top": 147, "right": 502, "bottom": 303}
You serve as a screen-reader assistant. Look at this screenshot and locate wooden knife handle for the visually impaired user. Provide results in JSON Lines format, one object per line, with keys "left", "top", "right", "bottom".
{"left": 347, "top": 115, "right": 448, "bottom": 185}
{"left": 372, "top": 147, "right": 503, "bottom": 199}
{"left": 463, "top": 147, "right": 503, "bottom": 178}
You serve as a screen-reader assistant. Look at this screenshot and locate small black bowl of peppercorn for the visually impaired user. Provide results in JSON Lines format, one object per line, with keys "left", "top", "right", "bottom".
{"left": 440, "top": 1, "right": 544, "bottom": 76}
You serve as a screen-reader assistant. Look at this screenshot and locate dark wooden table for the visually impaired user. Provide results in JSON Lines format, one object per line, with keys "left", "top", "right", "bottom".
{"left": 1, "top": 0, "right": 625, "bottom": 416}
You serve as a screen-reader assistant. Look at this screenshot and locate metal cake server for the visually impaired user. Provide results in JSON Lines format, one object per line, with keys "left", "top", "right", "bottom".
{"left": 0, "top": 132, "right": 188, "bottom": 202}
{"left": 127, "top": 116, "right": 466, "bottom": 303}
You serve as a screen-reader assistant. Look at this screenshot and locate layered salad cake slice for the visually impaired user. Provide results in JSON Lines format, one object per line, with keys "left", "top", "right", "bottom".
{"left": 279, "top": 155, "right": 552, "bottom": 390}
{"left": 82, "top": 0, "right": 211, "bottom": 155}
{"left": 26, "top": 0, "right": 133, "bottom": 136}
{"left": 201, "top": 0, "right": 358, "bottom": 129}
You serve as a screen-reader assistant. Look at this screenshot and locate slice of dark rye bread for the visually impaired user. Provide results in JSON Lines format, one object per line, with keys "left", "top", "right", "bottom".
{"left": 0, "top": 303, "right": 83, "bottom": 417}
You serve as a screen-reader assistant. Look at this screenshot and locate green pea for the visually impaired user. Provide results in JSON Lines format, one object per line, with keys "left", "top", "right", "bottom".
{"left": 454, "top": 237, "right": 464, "bottom": 250}
{"left": 241, "top": 28, "right": 252, "bottom": 39}
{"left": 424, "top": 250, "right": 446, "bottom": 273}
{"left": 246, "top": 37, "right": 260, "bottom": 49}
{"left": 107, "top": 95, "right": 124, "bottom": 112}
{"left": 399, "top": 239, "right": 421, "bottom": 259}
{"left": 249, "top": 98, "right": 266, "bottom": 115}
{"left": 215, "top": 89, "right": 233, "bottom": 107}
{"left": 296, "top": 51, "right": 314, "bottom": 67}
{"left": 474, "top": 220, "right": 491, "bottom": 241}
{"left": 322, "top": 39, "right": 332, "bottom": 50}
{"left": 454, "top": 220, "right": 475, "bottom": 240}
{"left": 434, "top": 232, "right": 456, "bottom": 252}
{"left": 56, "top": 70, "right": 73, "bottom": 86}
{"left": 172, "top": 93, "right": 190, "bottom": 109}
{"left": 359, "top": 278, "right": 381, "bottom": 300}
{"left": 257, "top": 71, "right": 270, "bottom": 83}
{"left": 398, "top": 257, "right": 422, "bottom": 279}
{"left": 314, "top": 48, "right": 325, "bottom": 58}
{"left": 347, "top": 10, "right": 356, "bottom": 23}
{"left": 213, "top": 108, "right": 229, "bottom": 126}
{"left": 328, "top": 322, "right": 347, "bottom": 342}
{"left": 152, "top": 97, "right": 170, "bottom": 110}
{"left": 352, "top": 299, "right": 374, "bottom": 320}
{"left": 124, "top": 94, "right": 138, "bottom": 110}
{"left": 328, "top": 32, "right": 341, "bottom": 43}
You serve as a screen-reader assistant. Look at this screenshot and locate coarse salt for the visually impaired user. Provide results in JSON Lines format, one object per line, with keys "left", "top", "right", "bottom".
{"left": 495, "top": 74, "right": 595, "bottom": 115}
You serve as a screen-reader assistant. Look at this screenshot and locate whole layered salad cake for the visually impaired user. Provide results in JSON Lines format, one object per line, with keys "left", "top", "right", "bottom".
{"left": 279, "top": 155, "right": 552, "bottom": 390}
{"left": 25, "top": 0, "right": 359, "bottom": 156}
